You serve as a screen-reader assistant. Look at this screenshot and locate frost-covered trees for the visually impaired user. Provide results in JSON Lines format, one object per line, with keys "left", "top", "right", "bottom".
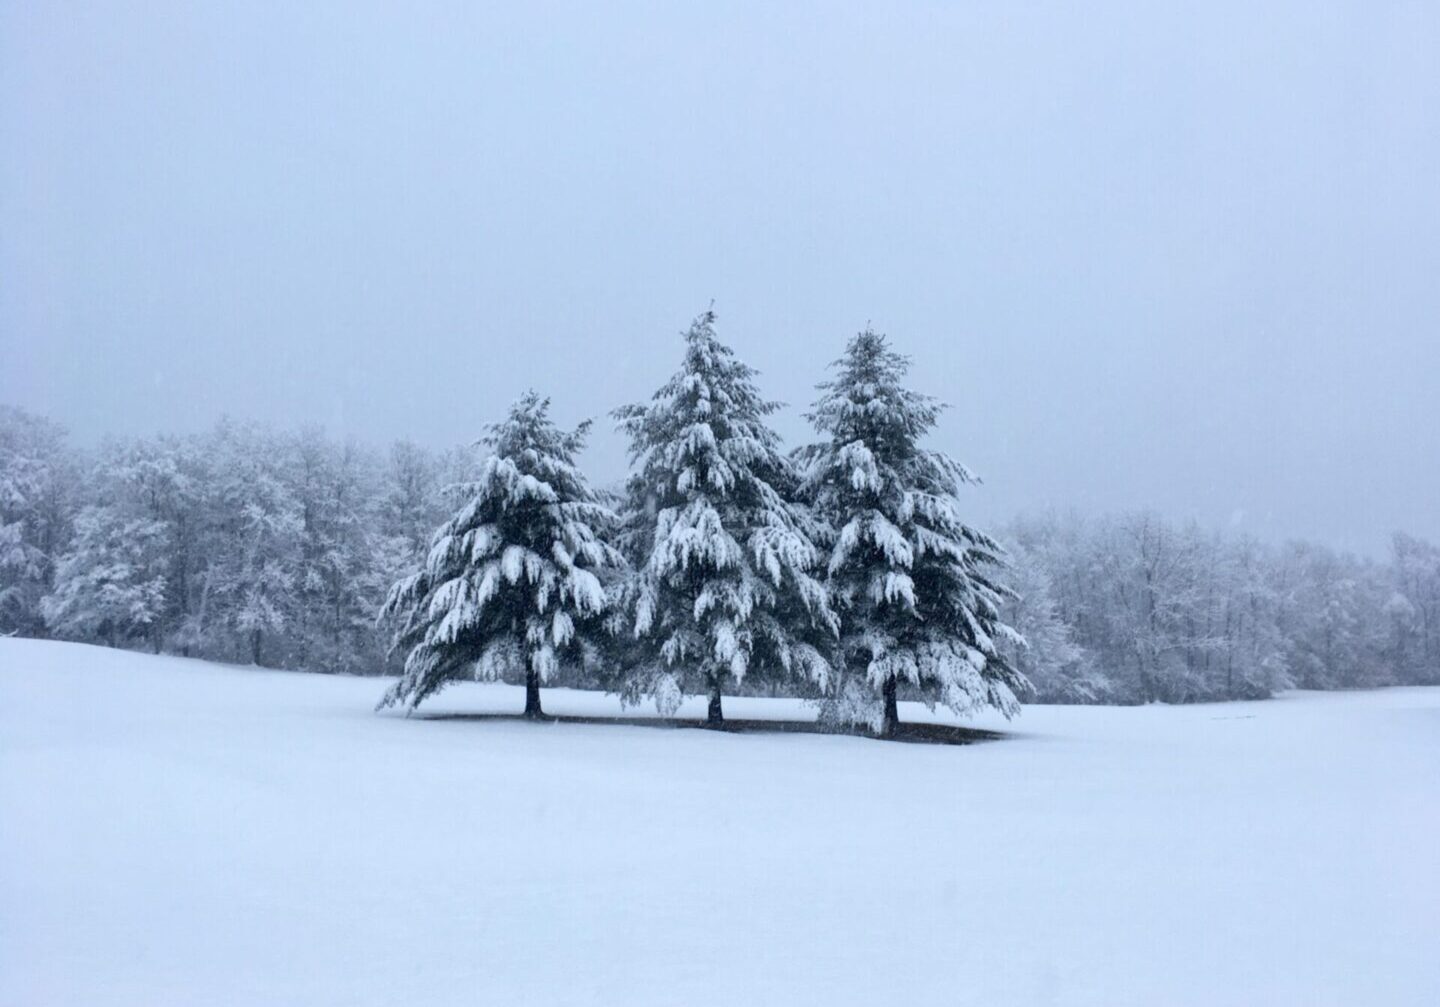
{"left": 203, "top": 422, "right": 304, "bottom": 666}
{"left": 42, "top": 506, "right": 169, "bottom": 649}
{"left": 797, "top": 329, "right": 1023, "bottom": 736}
{"left": 117, "top": 437, "right": 210, "bottom": 653}
{"left": 13, "top": 415, "right": 474, "bottom": 674}
{"left": 2, "top": 386, "right": 1434, "bottom": 710}
{"left": 1272, "top": 540, "right": 1391, "bottom": 690}
{"left": 1010, "top": 512, "right": 1301, "bottom": 703}
{"left": 0, "top": 407, "right": 74, "bottom": 636}
{"left": 291, "top": 431, "right": 402, "bottom": 673}
{"left": 1387, "top": 533, "right": 1440, "bottom": 684}
{"left": 41, "top": 440, "right": 197, "bottom": 651}
{"left": 379, "top": 440, "right": 447, "bottom": 565}
{"left": 379, "top": 393, "right": 623, "bottom": 715}
{"left": 999, "top": 535, "right": 1107, "bottom": 703}
{"left": 1206, "top": 535, "right": 1291, "bottom": 700}
{"left": 613, "top": 311, "right": 834, "bottom": 722}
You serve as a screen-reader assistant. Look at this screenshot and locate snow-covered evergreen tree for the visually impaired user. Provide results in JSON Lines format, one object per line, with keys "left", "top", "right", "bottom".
{"left": 797, "top": 328, "right": 1024, "bottom": 736}
{"left": 613, "top": 310, "right": 834, "bottom": 721}
{"left": 379, "top": 392, "right": 623, "bottom": 715}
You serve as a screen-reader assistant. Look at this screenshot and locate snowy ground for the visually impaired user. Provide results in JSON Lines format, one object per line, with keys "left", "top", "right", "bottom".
{"left": 2, "top": 639, "right": 1437, "bottom": 1006}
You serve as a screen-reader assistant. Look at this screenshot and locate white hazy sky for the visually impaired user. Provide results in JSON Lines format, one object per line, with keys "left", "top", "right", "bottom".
{"left": 2, "top": 1, "right": 1437, "bottom": 554}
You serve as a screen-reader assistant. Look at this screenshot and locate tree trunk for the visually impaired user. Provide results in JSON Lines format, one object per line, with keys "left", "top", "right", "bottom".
{"left": 251, "top": 629, "right": 262, "bottom": 666}
{"left": 707, "top": 674, "right": 724, "bottom": 725}
{"left": 880, "top": 676, "right": 899, "bottom": 738}
{"left": 523, "top": 668, "right": 544, "bottom": 719}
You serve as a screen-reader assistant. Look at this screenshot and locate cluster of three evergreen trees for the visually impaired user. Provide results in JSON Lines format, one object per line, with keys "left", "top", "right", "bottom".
{"left": 378, "top": 312, "right": 1023, "bottom": 737}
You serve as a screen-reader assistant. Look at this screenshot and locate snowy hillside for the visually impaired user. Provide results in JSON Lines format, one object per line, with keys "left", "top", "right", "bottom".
{"left": 2, "top": 638, "right": 1437, "bottom": 1006}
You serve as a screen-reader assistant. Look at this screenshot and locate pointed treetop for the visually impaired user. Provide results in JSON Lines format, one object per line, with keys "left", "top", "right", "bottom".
{"left": 807, "top": 327, "right": 946, "bottom": 451}
{"left": 615, "top": 308, "right": 785, "bottom": 480}
{"left": 485, "top": 390, "right": 592, "bottom": 458}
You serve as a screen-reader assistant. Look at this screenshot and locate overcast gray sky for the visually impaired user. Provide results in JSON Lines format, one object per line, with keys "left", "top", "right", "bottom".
{"left": 2, "top": 1, "right": 1437, "bottom": 554}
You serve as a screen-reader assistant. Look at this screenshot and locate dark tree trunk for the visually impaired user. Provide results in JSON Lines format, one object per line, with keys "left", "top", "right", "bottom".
{"left": 880, "top": 676, "right": 899, "bottom": 738}
{"left": 523, "top": 668, "right": 544, "bottom": 719}
{"left": 250, "top": 629, "right": 262, "bottom": 666}
{"left": 707, "top": 674, "right": 724, "bottom": 724}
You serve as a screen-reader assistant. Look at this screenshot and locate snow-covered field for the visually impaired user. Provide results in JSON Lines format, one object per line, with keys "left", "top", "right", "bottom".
{"left": 2, "top": 638, "right": 1437, "bottom": 1006}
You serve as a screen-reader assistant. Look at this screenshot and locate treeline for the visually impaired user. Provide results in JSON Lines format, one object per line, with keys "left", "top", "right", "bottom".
{"left": 0, "top": 405, "right": 473, "bottom": 673}
{"left": 1001, "top": 513, "right": 1439, "bottom": 704}
{"left": 3, "top": 320, "right": 1437, "bottom": 717}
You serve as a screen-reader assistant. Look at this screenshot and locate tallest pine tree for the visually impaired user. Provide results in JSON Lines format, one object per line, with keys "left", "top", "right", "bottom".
{"left": 615, "top": 309, "right": 834, "bottom": 722}
{"left": 798, "top": 328, "right": 1025, "bottom": 737}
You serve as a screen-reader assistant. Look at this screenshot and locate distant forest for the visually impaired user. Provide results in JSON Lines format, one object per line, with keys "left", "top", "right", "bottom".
{"left": 4, "top": 364, "right": 1436, "bottom": 710}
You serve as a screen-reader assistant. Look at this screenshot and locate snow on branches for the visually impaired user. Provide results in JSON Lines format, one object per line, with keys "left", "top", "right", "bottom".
{"left": 797, "top": 328, "right": 1025, "bottom": 735}
{"left": 378, "top": 392, "right": 623, "bottom": 714}
{"left": 614, "top": 310, "right": 835, "bottom": 720}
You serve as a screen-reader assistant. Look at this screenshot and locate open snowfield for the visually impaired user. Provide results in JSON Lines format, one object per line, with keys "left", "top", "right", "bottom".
{"left": 2, "top": 638, "right": 1437, "bottom": 1006}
